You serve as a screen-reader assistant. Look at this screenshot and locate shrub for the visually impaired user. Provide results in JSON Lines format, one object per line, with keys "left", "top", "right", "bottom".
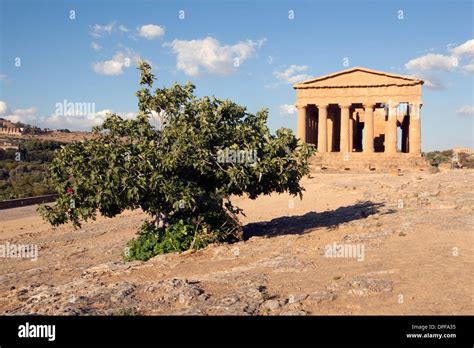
{"left": 125, "top": 220, "right": 205, "bottom": 261}
{"left": 39, "top": 61, "right": 314, "bottom": 260}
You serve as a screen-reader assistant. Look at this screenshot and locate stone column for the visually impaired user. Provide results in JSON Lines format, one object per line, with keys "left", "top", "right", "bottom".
{"left": 353, "top": 114, "right": 359, "bottom": 151}
{"left": 296, "top": 105, "right": 307, "bottom": 142}
{"left": 363, "top": 103, "right": 374, "bottom": 153}
{"left": 349, "top": 115, "right": 354, "bottom": 152}
{"left": 409, "top": 102, "right": 421, "bottom": 155}
{"left": 317, "top": 104, "right": 328, "bottom": 153}
{"left": 385, "top": 102, "right": 398, "bottom": 154}
{"left": 327, "top": 114, "right": 333, "bottom": 152}
{"left": 340, "top": 104, "right": 350, "bottom": 154}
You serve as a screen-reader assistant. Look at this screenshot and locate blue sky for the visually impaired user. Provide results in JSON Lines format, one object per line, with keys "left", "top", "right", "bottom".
{"left": 0, "top": 0, "right": 472, "bottom": 151}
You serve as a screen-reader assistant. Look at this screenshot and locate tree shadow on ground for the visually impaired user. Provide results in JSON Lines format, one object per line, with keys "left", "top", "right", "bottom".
{"left": 243, "top": 201, "right": 394, "bottom": 240}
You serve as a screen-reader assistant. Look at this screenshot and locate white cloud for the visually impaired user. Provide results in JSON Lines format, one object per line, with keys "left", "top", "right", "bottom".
{"left": 0, "top": 101, "right": 41, "bottom": 125}
{"left": 118, "top": 24, "right": 129, "bottom": 33}
{"left": 1, "top": 101, "right": 137, "bottom": 131}
{"left": 11, "top": 107, "right": 37, "bottom": 116}
{"left": 274, "top": 65, "right": 311, "bottom": 84}
{"left": 165, "top": 36, "right": 263, "bottom": 76}
{"left": 3, "top": 106, "right": 38, "bottom": 125}
{"left": 0, "top": 101, "right": 9, "bottom": 115}
{"left": 91, "top": 42, "right": 102, "bottom": 51}
{"left": 92, "top": 51, "right": 139, "bottom": 76}
{"left": 43, "top": 109, "right": 136, "bottom": 130}
{"left": 1, "top": 101, "right": 157, "bottom": 131}
{"left": 456, "top": 105, "right": 474, "bottom": 116}
{"left": 462, "top": 61, "right": 474, "bottom": 74}
{"left": 448, "top": 39, "right": 474, "bottom": 57}
{"left": 405, "top": 54, "right": 459, "bottom": 72}
{"left": 90, "top": 22, "right": 130, "bottom": 38}
{"left": 422, "top": 77, "right": 446, "bottom": 90}
{"left": 138, "top": 24, "right": 165, "bottom": 39}
{"left": 90, "top": 22, "right": 116, "bottom": 38}
{"left": 404, "top": 40, "right": 474, "bottom": 88}
{"left": 279, "top": 104, "right": 296, "bottom": 117}
{"left": 406, "top": 74, "right": 446, "bottom": 90}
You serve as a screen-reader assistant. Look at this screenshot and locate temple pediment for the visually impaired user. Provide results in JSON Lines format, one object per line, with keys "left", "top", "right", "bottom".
{"left": 293, "top": 67, "right": 423, "bottom": 89}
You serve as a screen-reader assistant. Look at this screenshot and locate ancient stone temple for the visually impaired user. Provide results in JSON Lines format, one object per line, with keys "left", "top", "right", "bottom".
{"left": 0, "top": 118, "right": 22, "bottom": 135}
{"left": 294, "top": 67, "right": 428, "bottom": 171}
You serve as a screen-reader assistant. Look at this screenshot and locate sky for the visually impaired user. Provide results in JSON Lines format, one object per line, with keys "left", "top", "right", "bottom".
{"left": 0, "top": 0, "right": 473, "bottom": 151}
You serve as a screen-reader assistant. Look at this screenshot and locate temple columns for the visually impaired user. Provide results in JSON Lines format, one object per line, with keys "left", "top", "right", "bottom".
{"left": 385, "top": 102, "right": 398, "bottom": 154}
{"left": 296, "top": 105, "right": 307, "bottom": 141}
{"left": 409, "top": 103, "right": 421, "bottom": 155}
{"left": 317, "top": 104, "right": 328, "bottom": 153}
{"left": 349, "top": 116, "right": 354, "bottom": 152}
{"left": 363, "top": 104, "right": 374, "bottom": 153}
{"left": 295, "top": 101, "right": 421, "bottom": 155}
{"left": 340, "top": 104, "right": 350, "bottom": 154}
{"left": 327, "top": 111, "right": 333, "bottom": 151}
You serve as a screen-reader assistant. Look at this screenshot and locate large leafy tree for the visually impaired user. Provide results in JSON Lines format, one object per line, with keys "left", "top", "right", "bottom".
{"left": 39, "top": 61, "right": 314, "bottom": 260}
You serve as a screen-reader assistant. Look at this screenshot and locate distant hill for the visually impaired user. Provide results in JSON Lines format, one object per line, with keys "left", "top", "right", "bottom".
{"left": 0, "top": 118, "right": 17, "bottom": 129}
{"left": 0, "top": 117, "right": 94, "bottom": 142}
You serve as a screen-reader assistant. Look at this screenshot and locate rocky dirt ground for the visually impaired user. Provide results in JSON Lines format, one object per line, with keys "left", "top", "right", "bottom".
{"left": 0, "top": 170, "right": 472, "bottom": 315}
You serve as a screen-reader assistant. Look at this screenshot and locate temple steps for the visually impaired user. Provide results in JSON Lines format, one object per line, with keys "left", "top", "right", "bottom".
{"left": 309, "top": 152, "right": 431, "bottom": 173}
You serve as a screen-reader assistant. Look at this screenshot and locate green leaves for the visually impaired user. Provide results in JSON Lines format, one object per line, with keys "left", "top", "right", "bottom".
{"left": 38, "top": 61, "right": 315, "bottom": 260}
{"left": 137, "top": 60, "right": 155, "bottom": 87}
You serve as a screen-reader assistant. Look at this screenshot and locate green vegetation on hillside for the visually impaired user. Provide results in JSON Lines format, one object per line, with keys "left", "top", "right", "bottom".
{"left": 424, "top": 150, "right": 474, "bottom": 168}
{"left": 0, "top": 140, "right": 64, "bottom": 200}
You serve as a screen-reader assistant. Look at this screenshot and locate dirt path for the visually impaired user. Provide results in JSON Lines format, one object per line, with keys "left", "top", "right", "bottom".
{"left": 0, "top": 170, "right": 472, "bottom": 315}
